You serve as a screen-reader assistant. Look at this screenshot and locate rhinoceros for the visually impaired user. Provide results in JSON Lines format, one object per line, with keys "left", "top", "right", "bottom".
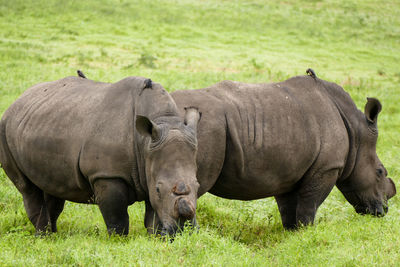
{"left": 0, "top": 75, "right": 201, "bottom": 236}
{"left": 167, "top": 71, "right": 396, "bottom": 230}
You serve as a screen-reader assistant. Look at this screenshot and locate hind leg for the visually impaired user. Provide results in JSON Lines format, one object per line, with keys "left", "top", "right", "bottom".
{"left": 44, "top": 193, "right": 65, "bottom": 233}
{"left": 1, "top": 142, "right": 50, "bottom": 233}
{"left": 21, "top": 183, "right": 50, "bottom": 233}
{"left": 17, "top": 179, "right": 64, "bottom": 233}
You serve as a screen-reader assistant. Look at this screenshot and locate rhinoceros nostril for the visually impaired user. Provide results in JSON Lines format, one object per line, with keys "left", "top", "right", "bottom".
{"left": 172, "top": 181, "right": 191, "bottom": 195}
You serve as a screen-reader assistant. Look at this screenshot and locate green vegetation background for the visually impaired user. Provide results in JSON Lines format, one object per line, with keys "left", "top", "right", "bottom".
{"left": 0, "top": 0, "right": 399, "bottom": 266}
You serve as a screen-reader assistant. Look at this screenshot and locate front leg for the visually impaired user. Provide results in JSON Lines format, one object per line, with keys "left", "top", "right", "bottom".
{"left": 93, "top": 178, "right": 130, "bottom": 235}
{"left": 295, "top": 169, "right": 339, "bottom": 227}
{"left": 275, "top": 191, "right": 298, "bottom": 230}
{"left": 144, "top": 201, "right": 163, "bottom": 235}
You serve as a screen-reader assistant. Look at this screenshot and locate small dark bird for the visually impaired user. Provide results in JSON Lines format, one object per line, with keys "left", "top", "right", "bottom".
{"left": 77, "top": 70, "right": 87, "bottom": 79}
{"left": 144, "top": 78, "right": 152, "bottom": 89}
{"left": 306, "top": 68, "right": 317, "bottom": 79}
{"left": 139, "top": 79, "right": 153, "bottom": 96}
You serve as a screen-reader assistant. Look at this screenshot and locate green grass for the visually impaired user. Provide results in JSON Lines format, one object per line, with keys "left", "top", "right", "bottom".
{"left": 1, "top": 0, "right": 399, "bottom": 265}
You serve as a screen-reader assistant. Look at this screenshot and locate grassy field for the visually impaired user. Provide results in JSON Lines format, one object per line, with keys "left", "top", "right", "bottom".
{"left": 1, "top": 0, "right": 400, "bottom": 265}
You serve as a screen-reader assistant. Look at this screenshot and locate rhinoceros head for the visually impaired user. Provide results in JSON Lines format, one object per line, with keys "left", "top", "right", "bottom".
{"left": 136, "top": 106, "right": 201, "bottom": 235}
{"left": 337, "top": 98, "right": 396, "bottom": 216}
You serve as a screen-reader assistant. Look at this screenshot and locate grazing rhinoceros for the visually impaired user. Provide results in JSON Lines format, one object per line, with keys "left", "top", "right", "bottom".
{"left": 0, "top": 75, "right": 201, "bottom": 236}
{"left": 169, "top": 71, "right": 396, "bottom": 229}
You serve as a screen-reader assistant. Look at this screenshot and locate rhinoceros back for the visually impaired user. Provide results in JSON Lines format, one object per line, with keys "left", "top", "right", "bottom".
{"left": 0, "top": 77, "right": 137, "bottom": 202}
{"left": 173, "top": 76, "right": 349, "bottom": 200}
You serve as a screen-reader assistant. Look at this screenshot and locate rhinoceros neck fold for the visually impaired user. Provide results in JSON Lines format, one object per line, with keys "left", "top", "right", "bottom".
{"left": 130, "top": 154, "right": 147, "bottom": 201}
{"left": 318, "top": 79, "right": 362, "bottom": 181}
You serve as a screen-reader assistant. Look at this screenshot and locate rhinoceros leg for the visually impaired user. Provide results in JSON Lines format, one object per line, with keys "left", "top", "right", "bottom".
{"left": 0, "top": 140, "right": 51, "bottom": 233}
{"left": 21, "top": 183, "right": 50, "bottom": 233}
{"left": 295, "top": 168, "right": 339, "bottom": 227}
{"left": 275, "top": 192, "right": 298, "bottom": 230}
{"left": 144, "top": 201, "right": 163, "bottom": 235}
{"left": 44, "top": 193, "right": 65, "bottom": 232}
{"left": 22, "top": 185, "right": 66, "bottom": 234}
{"left": 93, "top": 178, "right": 130, "bottom": 235}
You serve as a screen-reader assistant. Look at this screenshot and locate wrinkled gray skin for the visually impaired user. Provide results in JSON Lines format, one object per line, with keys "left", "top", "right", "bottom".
{"left": 0, "top": 76, "right": 201, "bottom": 236}
{"left": 170, "top": 75, "right": 396, "bottom": 229}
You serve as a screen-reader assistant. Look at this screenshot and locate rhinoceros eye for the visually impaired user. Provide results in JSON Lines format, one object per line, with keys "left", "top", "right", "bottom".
{"left": 156, "top": 187, "right": 161, "bottom": 198}
{"left": 377, "top": 168, "right": 384, "bottom": 176}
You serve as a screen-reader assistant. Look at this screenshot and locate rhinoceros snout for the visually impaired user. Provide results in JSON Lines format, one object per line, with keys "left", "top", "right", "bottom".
{"left": 355, "top": 202, "right": 387, "bottom": 217}
{"left": 176, "top": 197, "right": 195, "bottom": 220}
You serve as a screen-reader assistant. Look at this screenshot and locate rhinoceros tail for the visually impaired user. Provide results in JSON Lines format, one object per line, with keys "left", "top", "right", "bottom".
{"left": 77, "top": 70, "right": 87, "bottom": 79}
{"left": 306, "top": 68, "right": 317, "bottom": 79}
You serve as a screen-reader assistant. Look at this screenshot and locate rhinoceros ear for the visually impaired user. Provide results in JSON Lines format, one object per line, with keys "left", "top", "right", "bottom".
{"left": 184, "top": 107, "right": 201, "bottom": 133}
{"left": 364, "top": 97, "right": 382, "bottom": 124}
{"left": 136, "top": 115, "right": 161, "bottom": 141}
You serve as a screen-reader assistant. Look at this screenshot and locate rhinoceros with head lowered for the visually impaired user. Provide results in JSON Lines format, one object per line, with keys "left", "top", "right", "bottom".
{"left": 170, "top": 70, "right": 396, "bottom": 230}
{"left": 0, "top": 75, "right": 201, "bottom": 236}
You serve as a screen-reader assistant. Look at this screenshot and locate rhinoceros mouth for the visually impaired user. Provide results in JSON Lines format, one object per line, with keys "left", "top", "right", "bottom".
{"left": 159, "top": 220, "right": 183, "bottom": 237}
{"left": 160, "top": 226, "right": 176, "bottom": 237}
{"left": 160, "top": 218, "right": 197, "bottom": 237}
{"left": 355, "top": 201, "right": 388, "bottom": 217}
